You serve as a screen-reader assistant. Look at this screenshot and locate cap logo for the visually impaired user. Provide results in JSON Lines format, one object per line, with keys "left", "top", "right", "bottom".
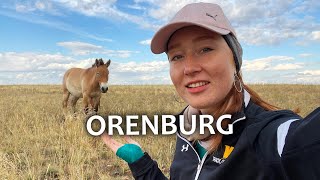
{"left": 206, "top": 13, "right": 218, "bottom": 21}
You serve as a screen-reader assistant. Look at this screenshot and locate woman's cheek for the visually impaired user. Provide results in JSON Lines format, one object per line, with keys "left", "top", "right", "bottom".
{"left": 170, "top": 65, "right": 180, "bottom": 84}
{"left": 170, "top": 66, "right": 185, "bottom": 97}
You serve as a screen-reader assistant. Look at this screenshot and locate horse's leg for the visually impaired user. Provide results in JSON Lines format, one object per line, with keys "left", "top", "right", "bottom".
{"left": 92, "top": 96, "right": 101, "bottom": 113}
{"left": 69, "top": 95, "right": 79, "bottom": 114}
{"left": 83, "top": 93, "right": 90, "bottom": 115}
{"left": 90, "top": 98, "right": 94, "bottom": 110}
{"left": 62, "top": 89, "right": 70, "bottom": 116}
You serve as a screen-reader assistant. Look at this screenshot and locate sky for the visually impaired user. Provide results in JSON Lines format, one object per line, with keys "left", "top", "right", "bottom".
{"left": 0, "top": 0, "right": 319, "bottom": 85}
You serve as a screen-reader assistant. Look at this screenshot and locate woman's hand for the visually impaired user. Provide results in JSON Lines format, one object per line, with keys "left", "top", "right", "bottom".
{"left": 101, "top": 134, "right": 144, "bottom": 163}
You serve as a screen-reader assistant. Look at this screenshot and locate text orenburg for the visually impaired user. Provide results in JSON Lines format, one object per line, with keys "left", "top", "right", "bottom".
{"left": 86, "top": 115, "right": 233, "bottom": 136}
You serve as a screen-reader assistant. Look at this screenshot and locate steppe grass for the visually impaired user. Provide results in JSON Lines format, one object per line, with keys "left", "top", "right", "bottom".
{"left": 0, "top": 84, "right": 319, "bottom": 179}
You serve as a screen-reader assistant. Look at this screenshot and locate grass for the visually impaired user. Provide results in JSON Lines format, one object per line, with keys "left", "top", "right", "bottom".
{"left": 0, "top": 84, "right": 319, "bottom": 179}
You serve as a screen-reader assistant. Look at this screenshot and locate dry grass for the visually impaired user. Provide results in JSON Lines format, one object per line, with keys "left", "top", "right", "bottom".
{"left": 0, "top": 84, "right": 319, "bottom": 179}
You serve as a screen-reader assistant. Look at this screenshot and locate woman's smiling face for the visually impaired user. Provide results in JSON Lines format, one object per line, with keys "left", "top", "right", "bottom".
{"left": 167, "top": 26, "right": 236, "bottom": 114}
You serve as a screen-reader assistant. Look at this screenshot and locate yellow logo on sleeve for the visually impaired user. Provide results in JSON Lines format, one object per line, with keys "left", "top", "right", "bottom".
{"left": 223, "top": 145, "right": 234, "bottom": 159}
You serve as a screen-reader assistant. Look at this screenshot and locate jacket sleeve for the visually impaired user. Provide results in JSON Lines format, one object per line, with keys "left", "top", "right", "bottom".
{"left": 281, "top": 107, "right": 320, "bottom": 180}
{"left": 128, "top": 152, "right": 168, "bottom": 180}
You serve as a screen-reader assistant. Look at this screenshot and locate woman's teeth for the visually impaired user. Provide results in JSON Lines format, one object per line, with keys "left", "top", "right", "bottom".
{"left": 187, "top": 82, "right": 209, "bottom": 88}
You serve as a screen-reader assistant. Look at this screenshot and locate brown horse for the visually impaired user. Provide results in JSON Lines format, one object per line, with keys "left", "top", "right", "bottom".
{"left": 62, "top": 58, "right": 111, "bottom": 115}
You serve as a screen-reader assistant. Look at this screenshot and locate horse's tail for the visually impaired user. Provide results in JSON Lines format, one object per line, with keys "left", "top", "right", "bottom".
{"left": 62, "top": 69, "right": 71, "bottom": 90}
{"left": 62, "top": 69, "right": 71, "bottom": 108}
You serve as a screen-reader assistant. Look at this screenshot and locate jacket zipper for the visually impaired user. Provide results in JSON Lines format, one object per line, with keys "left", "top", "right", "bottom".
{"left": 194, "top": 152, "right": 208, "bottom": 180}
{"left": 176, "top": 110, "right": 248, "bottom": 179}
{"left": 176, "top": 133, "right": 208, "bottom": 180}
{"left": 177, "top": 133, "right": 201, "bottom": 162}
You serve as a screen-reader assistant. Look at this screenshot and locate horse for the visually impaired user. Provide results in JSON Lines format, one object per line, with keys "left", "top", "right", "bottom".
{"left": 62, "top": 58, "right": 111, "bottom": 115}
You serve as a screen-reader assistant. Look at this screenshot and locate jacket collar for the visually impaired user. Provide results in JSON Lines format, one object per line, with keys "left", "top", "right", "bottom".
{"left": 230, "top": 89, "right": 250, "bottom": 125}
{"left": 176, "top": 89, "right": 251, "bottom": 124}
{"left": 176, "top": 90, "right": 251, "bottom": 141}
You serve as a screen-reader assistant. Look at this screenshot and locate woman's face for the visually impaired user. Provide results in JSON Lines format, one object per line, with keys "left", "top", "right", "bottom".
{"left": 167, "top": 26, "right": 235, "bottom": 114}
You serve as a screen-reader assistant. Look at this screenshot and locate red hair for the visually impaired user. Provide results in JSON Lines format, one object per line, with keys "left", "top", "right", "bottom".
{"left": 205, "top": 72, "right": 283, "bottom": 153}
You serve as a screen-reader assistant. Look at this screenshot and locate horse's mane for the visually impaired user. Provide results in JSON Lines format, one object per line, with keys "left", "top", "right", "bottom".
{"left": 92, "top": 58, "right": 105, "bottom": 67}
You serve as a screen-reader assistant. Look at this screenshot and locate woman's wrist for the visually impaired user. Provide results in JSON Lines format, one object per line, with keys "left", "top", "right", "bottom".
{"left": 116, "top": 144, "right": 144, "bottom": 164}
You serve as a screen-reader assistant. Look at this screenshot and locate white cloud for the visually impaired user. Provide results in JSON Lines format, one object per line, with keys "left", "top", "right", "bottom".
{"left": 243, "top": 70, "right": 320, "bottom": 84}
{"left": 295, "top": 76, "right": 320, "bottom": 84}
{"left": 311, "top": 31, "right": 320, "bottom": 41}
{"left": 15, "top": 1, "right": 60, "bottom": 15}
{"left": 299, "top": 53, "right": 313, "bottom": 58}
{"left": 242, "top": 56, "right": 295, "bottom": 71}
{"left": 298, "top": 70, "right": 320, "bottom": 76}
{"left": 0, "top": 51, "right": 319, "bottom": 85}
{"left": 0, "top": 51, "right": 106, "bottom": 72}
{"left": 140, "top": 39, "right": 152, "bottom": 45}
{"left": 38, "top": 59, "right": 94, "bottom": 70}
{"left": 16, "top": 72, "right": 38, "bottom": 80}
{"left": 57, "top": 41, "right": 138, "bottom": 57}
{"left": 241, "top": 55, "right": 320, "bottom": 84}
{"left": 0, "top": 52, "right": 75, "bottom": 71}
{"left": 15, "top": 4, "right": 34, "bottom": 12}
{"left": 111, "top": 60, "right": 169, "bottom": 73}
{"left": 295, "top": 70, "right": 320, "bottom": 84}
{"left": 54, "top": 0, "right": 160, "bottom": 30}
{"left": 55, "top": 0, "right": 117, "bottom": 16}
{"left": 108, "top": 60, "right": 170, "bottom": 84}
{"left": 237, "top": 26, "right": 308, "bottom": 45}
{"left": 272, "top": 63, "right": 303, "bottom": 70}
{"left": 291, "top": 0, "right": 320, "bottom": 14}
{"left": 0, "top": 51, "right": 171, "bottom": 85}
{"left": 1, "top": 1, "right": 112, "bottom": 42}
{"left": 35, "top": 1, "right": 46, "bottom": 10}
{"left": 134, "top": 0, "right": 320, "bottom": 45}
{"left": 57, "top": 41, "right": 104, "bottom": 55}
{"left": 127, "top": 4, "right": 146, "bottom": 10}
{"left": 0, "top": 9, "right": 112, "bottom": 42}
{"left": 10, "top": 0, "right": 320, "bottom": 45}
{"left": 146, "top": 0, "right": 196, "bottom": 22}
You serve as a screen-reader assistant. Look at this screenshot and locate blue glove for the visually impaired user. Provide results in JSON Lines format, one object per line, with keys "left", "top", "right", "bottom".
{"left": 116, "top": 144, "right": 144, "bottom": 164}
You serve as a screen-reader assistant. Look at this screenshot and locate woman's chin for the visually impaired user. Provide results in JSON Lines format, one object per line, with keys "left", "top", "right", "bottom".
{"left": 187, "top": 101, "right": 210, "bottom": 110}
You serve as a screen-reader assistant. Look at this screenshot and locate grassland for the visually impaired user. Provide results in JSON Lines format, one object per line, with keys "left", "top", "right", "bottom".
{"left": 0, "top": 84, "right": 319, "bottom": 179}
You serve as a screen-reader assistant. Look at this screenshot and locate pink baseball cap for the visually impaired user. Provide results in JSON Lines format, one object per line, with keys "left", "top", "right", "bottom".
{"left": 151, "top": 3, "right": 236, "bottom": 54}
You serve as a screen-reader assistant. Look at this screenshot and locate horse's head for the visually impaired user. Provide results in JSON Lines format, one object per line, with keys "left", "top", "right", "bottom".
{"left": 93, "top": 58, "right": 111, "bottom": 93}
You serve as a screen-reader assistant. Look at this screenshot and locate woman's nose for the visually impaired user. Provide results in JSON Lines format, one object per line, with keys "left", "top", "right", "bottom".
{"left": 183, "top": 55, "right": 202, "bottom": 75}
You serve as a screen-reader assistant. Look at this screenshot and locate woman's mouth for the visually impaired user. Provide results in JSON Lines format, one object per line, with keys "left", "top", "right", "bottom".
{"left": 186, "top": 81, "right": 209, "bottom": 88}
{"left": 186, "top": 81, "right": 210, "bottom": 93}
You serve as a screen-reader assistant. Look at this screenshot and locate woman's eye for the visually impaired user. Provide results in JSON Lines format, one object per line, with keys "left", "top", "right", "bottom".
{"left": 170, "top": 55, "right": 183, "bottom": 62}
{"left": 200, "top": 47, "right": 213, "bottom": 53}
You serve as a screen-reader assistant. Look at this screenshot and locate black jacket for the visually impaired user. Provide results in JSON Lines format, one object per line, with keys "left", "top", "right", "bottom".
{"left": 128, "top": 99, "right": 320, "bottom": 180}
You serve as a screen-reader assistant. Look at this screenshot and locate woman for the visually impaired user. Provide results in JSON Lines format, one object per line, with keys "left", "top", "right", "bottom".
{"left": 101, "top": 3, "right": 319, "bottom": 180}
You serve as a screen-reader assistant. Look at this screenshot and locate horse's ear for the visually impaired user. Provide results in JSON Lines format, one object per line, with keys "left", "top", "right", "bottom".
{"left": 106, "top": 59, "right": 111, "bottom": 67}
{"left": 99, "top": 58, "right": 104, "bottom": 66}
{"left": 95, "top": 59, "right": 99, "bottom": 67}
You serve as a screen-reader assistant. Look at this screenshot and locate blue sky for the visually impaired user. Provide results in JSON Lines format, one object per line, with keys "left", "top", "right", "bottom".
{"left": 0, "top": 0, "right": 319, "bottom": 85}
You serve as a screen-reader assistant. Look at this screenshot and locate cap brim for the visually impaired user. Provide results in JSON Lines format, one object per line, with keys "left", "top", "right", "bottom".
{"left": 151, "top": 22, "right": 230, "bottom": 54}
